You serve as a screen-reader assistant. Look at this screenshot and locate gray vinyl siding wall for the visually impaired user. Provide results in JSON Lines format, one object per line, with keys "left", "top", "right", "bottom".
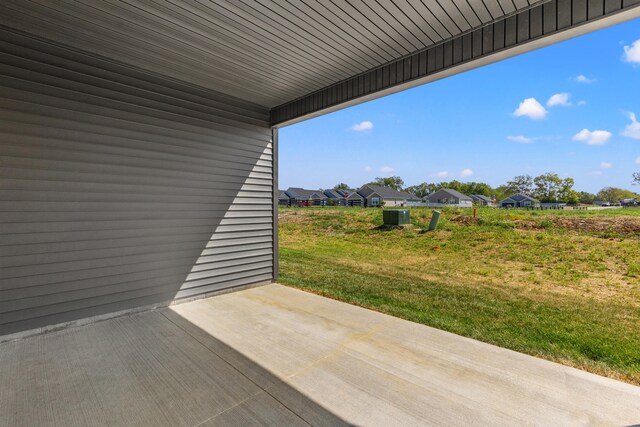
{"left": 0, "top": 28, "right": 274, "bottom": 336}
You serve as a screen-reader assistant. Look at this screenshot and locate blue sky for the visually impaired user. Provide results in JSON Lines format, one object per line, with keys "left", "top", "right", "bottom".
{"left": 279, "top": 18, "right": 640, "bottom": 194}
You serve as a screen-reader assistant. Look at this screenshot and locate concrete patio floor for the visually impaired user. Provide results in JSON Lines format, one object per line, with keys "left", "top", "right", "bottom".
{"left": 1, "top": 284, "right": 639, "bottom": 426}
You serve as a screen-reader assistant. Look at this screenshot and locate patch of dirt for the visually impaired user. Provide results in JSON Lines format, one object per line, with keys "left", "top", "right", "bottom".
{"left": 550, "top": 217, "right": 640, "bottom": 234}
{"left": 450, "top": 215, "right": 481, "bottom": 225}
{"left": 454, "top": 215, "right": 640, "bottom": 235}
{"left": 512, "top": 219, "right": 539, "bottom": 229}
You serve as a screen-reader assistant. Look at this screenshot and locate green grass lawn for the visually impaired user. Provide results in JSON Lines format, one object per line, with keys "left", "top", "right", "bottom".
{"left": 278, "top": 206, "right": 640, "bottom": 385}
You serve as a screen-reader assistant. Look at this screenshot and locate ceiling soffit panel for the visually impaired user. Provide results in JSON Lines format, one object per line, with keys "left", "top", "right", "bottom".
{"left": 0, "top": 0, "right": 547, "bottom": 108}
{"left": 272, "top": 0, "right": 640, "bottom": 125}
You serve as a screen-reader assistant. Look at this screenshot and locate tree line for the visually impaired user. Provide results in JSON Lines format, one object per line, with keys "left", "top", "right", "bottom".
{"left": 332, "top": 171, "right": 640, "bottom": 204}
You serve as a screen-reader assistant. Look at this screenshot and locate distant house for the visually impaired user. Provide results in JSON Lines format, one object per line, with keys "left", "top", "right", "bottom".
{"left": 356, "top": 184, "right": 421, "bottom": 207}
{"left": 471, "top": 194, "right": 496, "bottom": 207}
{"left": 278, "top": 191, "right": 290, "bottom": 206}
{"left": 426, "top": 188, "right": 473, "bottom": 207}
{"left": 335, "top": 189, "right": 351, "bottom": 198}
{"left": 500, "top": 193, "right": 540, "bottom": 208}
{"left": 284, "top": 187, "right": 327, "bottom": 206}
{"left": 346, "top": 191, "right": 365, "bottom": 207}
{"left": 621, "top": 198, "right": 639, "bottom": 207}
{"left": 323, "top": 189, "right": 347, "bottom": 206}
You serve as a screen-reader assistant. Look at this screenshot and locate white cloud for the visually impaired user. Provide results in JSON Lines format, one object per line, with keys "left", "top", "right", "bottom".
{"left": 622, "top": 112, "right": 640, "bottom": 140}
{"left": 351, "top": 120, "right": 373, "bottom": 131}
{"left": 460, "top": 168, "right": 473, "bottom": 178}
{"left": 380, "top": 166, "right": 394, "bottom": 174}
{"left": 600, "top": 161, "right": 613, "bottom": 169}
{"left": 433, "top": 171, "right": 449, "bottom": 178}
{"left": 513, "top": 98, "right": 547, "bottom": 120}
{"left": 589, "top": 170, "right": 603, "bottom": 176}
{"left": 636, "top": 156, "right": 640, "bottom": 165}
{"left": 575, "top": 75, "right": 596, "bottom": 83}
{"left": 577, "top": 100, "right": 587, "bottom": 106}
{"left": 363, "top": 166, "right": 373, "bottom": 172}
{"left": 623, "top": 39, "right": 640, "bottom": 64}
{"left": 507, "top": 135, "right": 533, "bottom": 144}
{"left": 573, "top": 128, "right": 612, "bottom": 145}
{"left": 547, "top": 93, "right": 571, "bottom": 107}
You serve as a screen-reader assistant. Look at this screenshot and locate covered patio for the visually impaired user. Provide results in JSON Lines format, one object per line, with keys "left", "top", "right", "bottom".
{"left": 1, "top": 284, "right": 639, "bottom": 425}
{"left": 2, "top": 1, "right": 640, "bottom": 424}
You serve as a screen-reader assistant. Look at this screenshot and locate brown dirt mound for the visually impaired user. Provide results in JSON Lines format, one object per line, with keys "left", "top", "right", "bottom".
{"left": 452, "top": 214, "right": 640, "bottom": 234}
{"left": 512, "top": 219, "right": 539, "bottom": 229}
{"left": 450, "top": 215, "right": 480, "bottom": 225}
{"left": 551, "top": 217, "right": 640, "bottom": 234}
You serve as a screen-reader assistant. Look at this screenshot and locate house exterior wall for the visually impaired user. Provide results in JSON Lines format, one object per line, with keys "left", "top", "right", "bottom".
{"left": 347, "top": 196, "right": 364, "bottom": 206}
{"left": 427, "top": 201, "right": 473, "bottom": 208}
{"left": 0, "top": 29, "right": 274, "bottom": 336}
{"left": 501, "top": 200, "right": 539, "bottom": 208}
{"left": 427, "top": 190, "right": 473, "bottom": 207}
{"left": 382, "top": 199, "right": 407, "bottom": 207}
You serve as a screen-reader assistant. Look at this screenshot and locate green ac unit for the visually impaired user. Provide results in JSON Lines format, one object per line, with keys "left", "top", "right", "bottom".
{"left": 382, "top": 209, "right": 410, "bottom": 226}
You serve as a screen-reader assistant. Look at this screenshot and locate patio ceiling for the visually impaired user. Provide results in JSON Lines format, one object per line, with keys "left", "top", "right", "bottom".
{"left": 0, "top": 1, "right": 545, "bottom": 108}
{"left": 1, "top": 1, "right": 639, "bottom": 125}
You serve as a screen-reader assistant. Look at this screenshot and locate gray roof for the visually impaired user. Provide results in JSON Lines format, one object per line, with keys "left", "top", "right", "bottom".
{"left": 285, "top": 187, "right": 324, "bottom": 199}
{"left": 471, "top": 194, "right": 493, "bottom": 202}
{"left": 346, "top": 191, "right": 365, "bottom": 200}
{"left": 323, "top": 189, "right": 345, "bottom": 199}
{"left": 335, "top": 189, "right": 353, "bottom": 198}
{"left": 427, "top": 188, "right": 472, "bottom": 201}
{"left": 501, "top": 193, "right": 539, "bottom": 203}
{"left": 359, "top": 185, "right": 419, "bottom": 201}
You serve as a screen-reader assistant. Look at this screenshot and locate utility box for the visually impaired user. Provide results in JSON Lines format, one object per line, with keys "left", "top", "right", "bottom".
{"left": 383, "top": 209, "right": 410, "bottom": 226}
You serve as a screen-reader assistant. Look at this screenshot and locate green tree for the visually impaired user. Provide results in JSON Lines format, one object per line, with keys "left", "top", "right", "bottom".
{"left": 493, "top": 185, "right": 511, "bottom": 202}
{"left": 405, "top": 182, "right": 437, "bottom": 198}
{"left": 634, "top": 172, "right": 640, "bottom": 185}
{"left": 564, "top": 190, "right": 580, "bottom": 205}
{"left": 597, "top": 187, "right": 639, "bottom": 202}
{"left": 368, "top": 176, "right": 405, "bottom": 191}
{"left": 440, "top": 180, "right": 463, "bottom": 193}
{"left": 460, "top": 181, "right": 493, "bottom": 197}
{"left": 532, "top": 173, "right": 575, "bottom": 203}
{"left": 558, "top": 177, "right": 577, "bottom": 203}
{"left": 333, "top": 183, "right": 350, "bottom": 190}
{"left": 505, "top": 175, "right": 534, "bottom": 195}
{"left": 576, "top": 191, "right": 597, "bottom": 203}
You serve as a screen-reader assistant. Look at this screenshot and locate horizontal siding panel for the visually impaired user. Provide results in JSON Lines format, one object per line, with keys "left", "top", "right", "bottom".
{"left": 0, "top": 228, "right": 273, "bottom": 246}
{"left": 0, "top": 107, "right": 273, "bottom": 156}
{"left": 0, "top": 247, "right": 272, "bottom": 280}
{"left": 0, "top": 190, "right": 272, "bottom": 203}
{"left": 0, "top": 29, "right": 275, "bottom": 335}
{"left": 0, "top": 145, "right": 272, "bottom": 176}
{"left": 0, "top": 127, "right": 273, "bottom": 169}
{"left": 0, "top": 179, "right": 273, "bottom": 197}
{"left": 3, "top": 236, "right": 273, "bottom": 258}
{"left": 0, "top": 209, "right": 272, "bottom": 223}
{"left": 0, "top": 160, "right": 273, "bottom": 188}
{"left": 179, "top": 269, "right": 274, "bottom": 293}
{"left": 0, "top": 291, "right": 182, "bottom": 336}
{"left": 175, "top": 273, "right": 273, "bottom": 299}
{"left": 0, "top": 270, "right": 189, "bottom": 303}
{"left": 1, "top": 242, "right": 273, "bottom": 269}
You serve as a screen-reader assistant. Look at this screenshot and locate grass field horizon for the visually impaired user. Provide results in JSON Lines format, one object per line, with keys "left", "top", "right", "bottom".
{"left": 278, "top": 206, "right": 640, "bottom": 385}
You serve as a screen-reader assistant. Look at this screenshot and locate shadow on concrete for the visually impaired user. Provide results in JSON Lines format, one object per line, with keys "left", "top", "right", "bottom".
{"left": 162, "top": 309, "right": 351, "bottom": 426}
{"left": 0, "top": 307, "right": 350, "bottom": 426}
